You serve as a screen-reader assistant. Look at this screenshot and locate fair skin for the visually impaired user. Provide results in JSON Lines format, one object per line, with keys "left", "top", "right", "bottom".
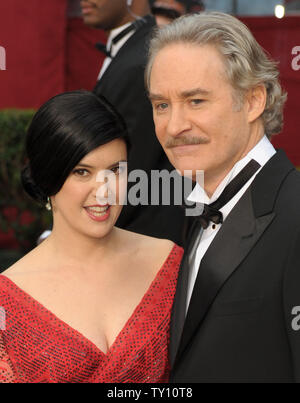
{"left": 149, "top": 43, "right": 267, "bottom": 197}
{"left": 2, "top": 138, "right": 174, "bottom": 355}
{"left": 80, "top": 0, "right": 151, "bottom": 31}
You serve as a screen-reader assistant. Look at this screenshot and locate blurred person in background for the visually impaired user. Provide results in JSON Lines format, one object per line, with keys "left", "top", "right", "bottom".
{"left": 151, "top": 6, "right": 182, "bottom": 26}
{"left": 150, "top": 1, "right": 183, "bottom": 26}
{"left": 150, "top": 0, "right": 205, "bottom": 26}
{"left": 81, "top": 0, "right": 186, "bottom": 245}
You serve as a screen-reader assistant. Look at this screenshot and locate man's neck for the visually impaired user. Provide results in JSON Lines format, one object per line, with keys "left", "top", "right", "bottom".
{"left": 204, "top": 129, "right": 265, "bottom": 198}
{"left": 107, "top": 17, "right": 134, "bottom": 34}
{"left": 107, "top": 2, "right": 151, "bottom": 33}
{"left": 130, "top": 1, "right": 151, "bottom": 18}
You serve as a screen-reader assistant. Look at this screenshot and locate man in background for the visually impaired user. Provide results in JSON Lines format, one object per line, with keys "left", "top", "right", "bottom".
{"left": 81, "top": 0, "right": 185, "bottom": 245}
{"left": 150, "top": 0, "right": 204, "bottom": 26}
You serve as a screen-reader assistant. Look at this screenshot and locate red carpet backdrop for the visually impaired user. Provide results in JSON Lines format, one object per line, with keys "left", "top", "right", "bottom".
{"left": 0, "top": 0, "right": 106, "bottom": 109}
{"left": 0, "top": 2, "right": 299, "bottom": 162}
{"left": 240, "top": 16, "right": 300, "bottom": 166}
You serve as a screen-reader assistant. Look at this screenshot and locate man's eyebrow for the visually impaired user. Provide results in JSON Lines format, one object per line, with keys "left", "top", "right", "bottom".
{"left": 180, "top": 88, "right": 211, "bottom": 98}
{"left": 148, "top": 88, "right": 211, "bottom": 101}
{"left": 148, "top": 92, "right": 165, "bottom": 101}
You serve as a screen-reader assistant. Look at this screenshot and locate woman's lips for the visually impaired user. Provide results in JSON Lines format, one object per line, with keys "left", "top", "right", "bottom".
{"left": 84, "top": 205, "right": 111, "bottom": 222}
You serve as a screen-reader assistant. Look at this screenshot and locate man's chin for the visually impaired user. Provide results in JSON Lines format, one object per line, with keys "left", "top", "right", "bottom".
{"left": 168, "top": 156, "right": 203, "bottom": 177}
{"left": 82, "top": 16, "right": 102, "bottom": 28}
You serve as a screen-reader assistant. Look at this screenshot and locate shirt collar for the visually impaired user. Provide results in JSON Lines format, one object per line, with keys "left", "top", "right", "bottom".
{"left": 187, "top": 135, "right": 276, "bottom": 205}
{"left": 106, "top": 22, "right": 133, "bottom": 55}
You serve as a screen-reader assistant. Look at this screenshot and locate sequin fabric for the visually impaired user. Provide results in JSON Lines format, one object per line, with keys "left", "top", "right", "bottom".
{"left": 0, "top": 244, "right": 183, "bottom": 383}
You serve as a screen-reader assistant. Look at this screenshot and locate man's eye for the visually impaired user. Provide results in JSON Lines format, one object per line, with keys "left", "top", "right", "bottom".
{"left": 191, "top": 99, "right": 204, "bottom": 105}
{"left": 156, "top": 102, "right": 168, "bottom": 111}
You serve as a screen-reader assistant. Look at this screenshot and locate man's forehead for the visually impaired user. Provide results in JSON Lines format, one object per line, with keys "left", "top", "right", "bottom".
{"left": 151, "top": 43, "right": 225, "bottom": 76}
{"left": 149, "top": 43, "right": 228, "bottom": 94}
{"left": 153, "top": 41, "right": 223, "bottom": 61}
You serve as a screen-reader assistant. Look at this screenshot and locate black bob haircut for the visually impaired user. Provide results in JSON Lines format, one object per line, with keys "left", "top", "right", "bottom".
{"left": 21, "top": 90, "right": 130, "bottom": 205}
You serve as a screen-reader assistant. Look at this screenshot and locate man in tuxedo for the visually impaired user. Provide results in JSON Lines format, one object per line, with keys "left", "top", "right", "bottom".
{"left": 81, "top": 0, "right": 185, "bottom": 245}
{"left": 146, "top": 12, "right": 300, "bottom": 382}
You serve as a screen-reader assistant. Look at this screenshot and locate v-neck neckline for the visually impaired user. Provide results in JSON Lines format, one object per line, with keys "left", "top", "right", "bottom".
{"left": 0, "top": 244, "right": 177, "bottom": 358}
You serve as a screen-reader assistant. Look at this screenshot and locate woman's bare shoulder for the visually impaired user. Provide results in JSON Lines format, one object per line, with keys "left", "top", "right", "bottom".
{"left": 1, "top": 244, "right": 47, "bottom": 281}
{"left": 118, "top": 228, "right": 175, "bottom": 252}
{"left": 117, "top": 228, "right": 176, "bottom": 273}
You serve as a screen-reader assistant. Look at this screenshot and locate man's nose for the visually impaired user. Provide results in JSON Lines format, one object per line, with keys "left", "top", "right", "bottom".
{"left": 166, "top": 106, "right": 192, "bottom": 137}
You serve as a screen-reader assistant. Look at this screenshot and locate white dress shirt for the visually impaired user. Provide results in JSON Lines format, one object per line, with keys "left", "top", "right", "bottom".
{"left": 185, "top": 136, "right": 276, "bottom": 313}
{"left": 97, "top": 22, "right": 135, "bottom": 80}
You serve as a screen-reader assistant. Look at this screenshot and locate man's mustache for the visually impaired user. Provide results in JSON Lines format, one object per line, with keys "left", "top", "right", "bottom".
{"left": 165, "top": 136, "right": 209, "bottom": 148}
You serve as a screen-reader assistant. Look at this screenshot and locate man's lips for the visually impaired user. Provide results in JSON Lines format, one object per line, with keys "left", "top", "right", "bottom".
{"left": 168, "top": 143, "right": 203, "bottom": 156}
{"left": 169, "top": 143, "right": 202, "bottom": 148}
{"left": 80, "top": 2, "right": 96, "bottom": 14}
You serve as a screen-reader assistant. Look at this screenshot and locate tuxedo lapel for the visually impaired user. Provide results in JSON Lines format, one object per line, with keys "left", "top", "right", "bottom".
{"left": 171, "top": 149, "right": 295, "bottom": 368}
{"left": 94, "top": 16, "right": 155, "bottom": 88}
{"left": 169, "top": 219, "right": 202, "bottom": 366}
{"left": 95, "top": 32, "right": 134, "bottom": 85}
{"left": 174, "top": 189, "right": 275, "bottom": 365}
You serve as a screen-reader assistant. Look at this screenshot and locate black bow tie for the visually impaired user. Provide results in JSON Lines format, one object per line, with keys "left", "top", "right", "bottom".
{"left": 197, "top": 204, "right": 223, "bottom": 229}
{"left": 196, "top": 159, "right": 261, "bottom": 229}
{"left": 95, "top": 42, "right": 111, "bottom": 58}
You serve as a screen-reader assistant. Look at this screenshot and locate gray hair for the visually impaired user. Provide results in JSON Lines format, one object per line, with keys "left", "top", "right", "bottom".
{"left": 145, "top": 12, "right": 287, "bottom": 137}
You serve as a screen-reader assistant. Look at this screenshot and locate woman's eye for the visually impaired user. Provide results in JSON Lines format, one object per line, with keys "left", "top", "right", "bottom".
{"left": 73, "top": 169, "right": 89, "bottom": 177}
{"left": 110, "top": 165, "right": 126, "bottom": 175}
{"left": 110, "top": 167, "right": 120, "bottom": 175}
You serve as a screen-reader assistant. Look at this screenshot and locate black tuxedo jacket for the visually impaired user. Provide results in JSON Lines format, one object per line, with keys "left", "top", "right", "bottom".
{"left": 170, "top": 150, "right": 300, "bottom": 383}
{"left": 94, "top": 16, "right": 185, "bottom": 245}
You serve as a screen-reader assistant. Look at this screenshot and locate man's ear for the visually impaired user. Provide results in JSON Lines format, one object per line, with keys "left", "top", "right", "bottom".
{"left": 246, "top": 84, "right": 267, "bottom": 123}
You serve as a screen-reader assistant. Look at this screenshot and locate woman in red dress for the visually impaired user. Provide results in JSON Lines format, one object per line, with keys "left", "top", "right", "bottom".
{"left": 0, "top": 91, "right": 183, "bottom": 383}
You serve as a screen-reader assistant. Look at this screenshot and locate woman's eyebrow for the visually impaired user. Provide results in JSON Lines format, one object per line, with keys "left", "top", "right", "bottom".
{"left": 76, "top": 163, "right": 93, "bottom": 168}
{"left": 106, "top": 160, "right": 127, "bottom": 170}
{"left": 76, "top": 159, "right": 127, "bottom": 170}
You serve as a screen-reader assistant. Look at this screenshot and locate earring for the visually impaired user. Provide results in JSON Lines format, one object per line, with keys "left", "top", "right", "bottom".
{"left": 45, "top": 197, "right": 51, "bottom": 211}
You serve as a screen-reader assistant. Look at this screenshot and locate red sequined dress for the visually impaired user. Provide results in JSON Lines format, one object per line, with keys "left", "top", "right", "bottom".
{"left": 0, "top": 244, "right": 183, "bottom": 383}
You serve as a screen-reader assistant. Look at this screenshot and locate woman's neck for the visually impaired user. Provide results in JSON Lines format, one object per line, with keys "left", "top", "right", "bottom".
{"left": 41, "top": 225, "right": 120, "bottom": 275}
